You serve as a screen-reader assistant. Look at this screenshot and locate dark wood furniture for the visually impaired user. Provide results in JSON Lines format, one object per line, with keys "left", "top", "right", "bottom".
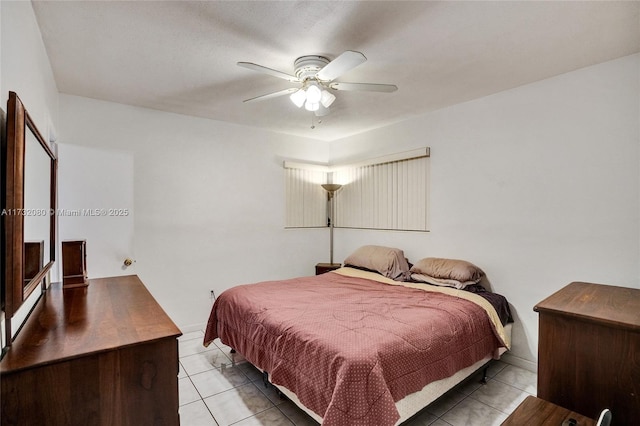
{"left": 315, "top": 262, "right": 341, "bottom": 275}
{"left": 534, "top": 281, "right": 640, "bottom": 425}
{"left": 3, "top": 92, "right": 57, "bottom": 343}
{"left": 502, "top": 395, "right": 595, "bottom": 426}
{"left": 62, "top": 239, "right": 89, "bottom": 287}
{"left": 0, "top": 275, "right": 182, "bottom": 426}
{"left": 23, "top": 240, "right": 44, "bottom": 285}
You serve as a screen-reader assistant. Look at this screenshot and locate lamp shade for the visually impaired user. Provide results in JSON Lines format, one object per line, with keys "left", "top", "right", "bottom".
{"left": 290, "top": 84, "right": 337, "bottom": 113}
{"left": 290, "top": 89, "right": 306, "bottom": 108}
{"left": 306, "top": 84, "right": 322, "bottom": 103}
{"left": 304, "top": 101, "right": 319, "bottom": 111}
{"left": 321, "top": 90, "right": 336, "bottom": 108}
{"left": 321, "top": 183, "right": 342, "bottom": 193}
{"left": 315, "top": 104, "right": 330, "bottom": 116}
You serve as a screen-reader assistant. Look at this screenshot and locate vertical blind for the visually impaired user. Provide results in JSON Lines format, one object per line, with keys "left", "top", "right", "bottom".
{"left": 285, "top": 167, "right": 327, "bottom": 228}
{"left": 334, "top": 156, "right": 429, "bottom": 231}
{"left": 284, "top": 148, "right": 429, "bottom": 231}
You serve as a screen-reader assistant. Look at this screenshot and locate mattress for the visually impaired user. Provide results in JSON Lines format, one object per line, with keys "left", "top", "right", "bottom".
{"left": 272, "top": 324, "right": 512, "bottom": 425}
{"left": 204, "top": 267, "right": 510, "bottom": 426}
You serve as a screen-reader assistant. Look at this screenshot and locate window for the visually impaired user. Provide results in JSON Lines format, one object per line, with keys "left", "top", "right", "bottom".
{"left": 284, "top": 148, "right": 429, "bottom": 231}
{"left": 334, "top": 155, "right": 429, "bottom": 231}
{"left": 284, "top": 165, "right": 327, "bottom": 228}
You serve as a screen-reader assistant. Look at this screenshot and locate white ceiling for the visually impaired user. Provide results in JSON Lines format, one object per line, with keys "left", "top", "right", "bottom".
{"left": 32, "top": 1, "right": 640, "bottom": 142}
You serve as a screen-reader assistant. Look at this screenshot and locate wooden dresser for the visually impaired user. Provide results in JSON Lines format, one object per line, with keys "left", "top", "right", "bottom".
{"left": 534, "top": 282, "right": 640, "bottom": 425}
{"left": 502, "top": 395, "right": 595, "bottom": 426}
{"left": 0, "top": 275, "right": 182, "bottom": 426}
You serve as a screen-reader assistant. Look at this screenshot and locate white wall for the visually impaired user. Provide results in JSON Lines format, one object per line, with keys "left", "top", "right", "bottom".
{"left": 329, "top": 54, "right": 640, "bottom": 367}
{"left": 1, "top": 1, "right": 59, "bottom": 346}
{"left": 57, "top": 143, "right": 135, "bottom": 279}
{"left": 58, "top": 95, "right": 330, "bottom": 332}
{"left": 0, "top": 1, "right": 58, "bottom": 140}
{"left": 0, "top": 0, "right": 3, "bottom": 94}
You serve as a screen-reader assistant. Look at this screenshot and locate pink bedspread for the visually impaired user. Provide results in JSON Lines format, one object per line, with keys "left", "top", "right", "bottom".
{"left": 204, "top": 272, "right": 505, "bottom": 426}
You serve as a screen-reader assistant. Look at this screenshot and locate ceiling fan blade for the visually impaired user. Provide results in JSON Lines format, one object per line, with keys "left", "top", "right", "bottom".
{"left": 330, "top": 82, "right": 398, "bottom": 92}
{"left": 243, "top": 88, "right": 299, "bottom": 103}
{"left": 237, "top": 62, "right": 300, "bottom": 82}
{"left": 316, "top": 50, "right": 367, "bottom": 82}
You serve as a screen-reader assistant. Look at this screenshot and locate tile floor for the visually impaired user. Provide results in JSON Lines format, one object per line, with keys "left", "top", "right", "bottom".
{"left": 178, "top": 330, "right": 537, "bottom": 426}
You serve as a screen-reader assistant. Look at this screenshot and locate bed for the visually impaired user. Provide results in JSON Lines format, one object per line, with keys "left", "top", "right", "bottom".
{"left": 204, "top": 248, "right": 511, "bottom": 426}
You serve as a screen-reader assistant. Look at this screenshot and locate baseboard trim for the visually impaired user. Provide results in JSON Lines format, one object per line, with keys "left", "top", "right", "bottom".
{"left": 501, "top": 352, "right": 537, "bottom": 373}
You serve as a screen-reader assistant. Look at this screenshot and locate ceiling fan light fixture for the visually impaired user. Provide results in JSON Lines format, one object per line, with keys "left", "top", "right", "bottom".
{"left": 315, "top": 104, "right": 330, "bottom": 117}
{"left": 290, "top": 89, "right": 306, "bottom": 108}
{"left": 240, "top": 50, "right": 398, "bottom": 117}
{"left": 305, "top": 83, "right": 322, "bottom": 104}
{"left": 320, "top": 90, "right": 336, "bottom": 108}
{"left": 304, "top": 100, "right": 320, "bottom": 112}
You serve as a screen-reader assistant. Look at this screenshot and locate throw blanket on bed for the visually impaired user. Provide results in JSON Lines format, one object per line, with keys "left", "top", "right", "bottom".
{"left": 204, "top": 270, "right": 507, "bottom": 426}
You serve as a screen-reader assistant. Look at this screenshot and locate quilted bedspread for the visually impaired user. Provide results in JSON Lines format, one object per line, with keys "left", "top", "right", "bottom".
{"left": 204, "top": 269, "right": 507, "bottom": 426}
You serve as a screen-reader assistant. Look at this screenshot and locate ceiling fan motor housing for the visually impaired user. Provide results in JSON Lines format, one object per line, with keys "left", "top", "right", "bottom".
{"left": 294, "top": 55, "right": 330, "bottom": 82}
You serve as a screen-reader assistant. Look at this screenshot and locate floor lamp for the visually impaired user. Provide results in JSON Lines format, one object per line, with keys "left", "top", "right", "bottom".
{"left": 321, "top": 183, "right": 342, "bottom": 265}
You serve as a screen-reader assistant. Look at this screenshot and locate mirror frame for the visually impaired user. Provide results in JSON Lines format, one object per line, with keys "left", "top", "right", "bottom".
{"left": 3, "top": 91, "right": 57, "bottom": 331}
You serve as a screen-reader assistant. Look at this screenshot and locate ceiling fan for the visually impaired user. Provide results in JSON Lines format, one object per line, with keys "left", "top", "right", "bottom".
{"left": 238, "top": 50, "right": 398, "bottom": 117}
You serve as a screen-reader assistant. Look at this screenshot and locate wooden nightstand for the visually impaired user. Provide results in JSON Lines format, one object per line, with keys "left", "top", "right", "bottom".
{"left": 502, "top": 396, "right": 595, "bottom": 426}
{"left": 315, "top": 263, "right": 341, "bottom": 275}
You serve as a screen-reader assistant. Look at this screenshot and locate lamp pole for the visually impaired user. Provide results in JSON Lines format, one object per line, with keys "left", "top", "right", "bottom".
{"left": 321, "top": 184, "right": 342, "bottom": 265}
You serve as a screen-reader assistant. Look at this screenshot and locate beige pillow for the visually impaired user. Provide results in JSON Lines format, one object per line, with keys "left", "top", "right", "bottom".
{"left": 343, "top": 245, "right": 411, "bottom": 280}
{"left": 410, "top": 257, "right": 484, "bottom": 289}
